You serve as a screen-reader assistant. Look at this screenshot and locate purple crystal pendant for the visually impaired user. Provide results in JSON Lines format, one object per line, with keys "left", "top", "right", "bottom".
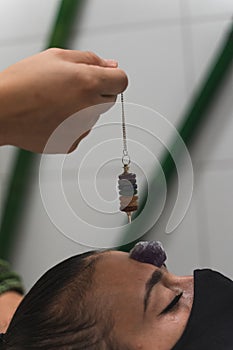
{"left": 129, "top": 241, "right": 167, "bottom": 267}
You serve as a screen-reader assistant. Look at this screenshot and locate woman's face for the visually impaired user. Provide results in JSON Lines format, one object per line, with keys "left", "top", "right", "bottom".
{"left": 94, "top": 251, "right": 194, "bottom": 350}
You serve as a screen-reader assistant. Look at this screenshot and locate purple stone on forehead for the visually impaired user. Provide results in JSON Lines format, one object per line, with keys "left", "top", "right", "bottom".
{"left": 129, "top": 241, "right": 167, "bottom": 268}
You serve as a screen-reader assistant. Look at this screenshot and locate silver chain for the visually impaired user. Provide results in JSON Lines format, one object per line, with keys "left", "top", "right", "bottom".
{"left": 121, "top": 93, "right": 130, "bottom": 165}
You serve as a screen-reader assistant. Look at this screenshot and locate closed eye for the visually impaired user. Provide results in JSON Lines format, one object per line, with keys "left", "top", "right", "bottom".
{"left": 160, "top": 292, "right": 183, "bottom": 315}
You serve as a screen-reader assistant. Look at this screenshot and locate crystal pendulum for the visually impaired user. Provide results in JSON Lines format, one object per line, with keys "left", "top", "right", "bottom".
{"left": 118, "top": 93, "right": 138, "bottom": 223}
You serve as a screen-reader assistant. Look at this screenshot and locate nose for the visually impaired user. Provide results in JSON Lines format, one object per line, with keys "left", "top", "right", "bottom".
{"left": 161, "top": 269, "right": 194, "bottom": 294}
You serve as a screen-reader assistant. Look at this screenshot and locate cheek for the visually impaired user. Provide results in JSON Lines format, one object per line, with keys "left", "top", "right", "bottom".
{"left": 143, "top": 302, "right": 191, "bottom": 349}
{"left": 158, "top": 309, "right": 191, "bottom": 348}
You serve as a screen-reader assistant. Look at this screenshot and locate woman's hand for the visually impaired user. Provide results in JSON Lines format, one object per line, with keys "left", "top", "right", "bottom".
{"left": 0, "top": 49, "right": 128, "bottom": 153}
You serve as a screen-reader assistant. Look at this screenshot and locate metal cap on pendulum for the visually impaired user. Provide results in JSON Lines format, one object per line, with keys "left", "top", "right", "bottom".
{"left": 118, "top": 93, "right": 138, "bottom": 223}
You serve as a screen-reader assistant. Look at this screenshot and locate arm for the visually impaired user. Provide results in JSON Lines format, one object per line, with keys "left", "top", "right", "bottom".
{"left": 0, "top": 292, "right": 23, "bottom": 333}
{"left": 0, "top": 49, "right": 128, "bottom": 153}
{"left": 0, "top": 260, "right": 24, "bottom": 333}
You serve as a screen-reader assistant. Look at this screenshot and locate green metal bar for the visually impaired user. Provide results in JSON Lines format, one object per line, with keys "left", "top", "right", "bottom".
{"left": 119, "top": 21, "right": 233, "bottom": 252}
{"left": 0, "top": 0, "right": 84, "bottom": 259}
{"left": 46, "top": 0, "right": 84, "bottom": 49}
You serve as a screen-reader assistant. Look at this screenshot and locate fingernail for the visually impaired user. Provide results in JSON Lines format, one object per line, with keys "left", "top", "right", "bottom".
{"left": 104, "top": 59, "right": 118, "bottom": 67}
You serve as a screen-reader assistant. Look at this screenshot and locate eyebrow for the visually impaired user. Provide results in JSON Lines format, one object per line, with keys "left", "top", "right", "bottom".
{"left": 144, "top": 270, "right": 163, "bottom": 313}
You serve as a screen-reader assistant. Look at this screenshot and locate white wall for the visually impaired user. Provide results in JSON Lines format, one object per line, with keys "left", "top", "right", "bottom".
{"left": 0, "top": 0, "right": 232, "bottom": 290}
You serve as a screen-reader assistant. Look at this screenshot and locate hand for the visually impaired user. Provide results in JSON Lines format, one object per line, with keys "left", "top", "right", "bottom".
{"left": 0, "top": 291, "right": 23, "bottom": 333}
{"left": 0, "top": 49, "right": 128, "bottom": 153}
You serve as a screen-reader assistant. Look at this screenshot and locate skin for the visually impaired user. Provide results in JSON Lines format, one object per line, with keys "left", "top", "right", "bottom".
{"left": 0, "top": 292, "right": 23, "bottom": 333}
{"left": 94, "top": 251, "right": 194, "bottom": 350}
{"left": 0, "top": 48, "right": 128, "bottom": 153}
{"left": 0, "top": 250, "right": 193, "bottom": 347}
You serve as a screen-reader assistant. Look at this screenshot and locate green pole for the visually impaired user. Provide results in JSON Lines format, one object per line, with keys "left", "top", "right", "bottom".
{"left": 119, "top": 21, "right": 233, "bottom": 252}
{"left": 0, "top": 0, "right": 85, "bottom": 259}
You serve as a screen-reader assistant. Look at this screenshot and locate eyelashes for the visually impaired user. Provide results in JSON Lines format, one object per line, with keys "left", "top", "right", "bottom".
{"left": 160, "top": 292, "right": 183, "bottom": 315}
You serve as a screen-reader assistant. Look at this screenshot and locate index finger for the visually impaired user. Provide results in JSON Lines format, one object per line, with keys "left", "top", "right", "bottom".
{"left": 59, "top": 49, "right": 119, "bottom": 68}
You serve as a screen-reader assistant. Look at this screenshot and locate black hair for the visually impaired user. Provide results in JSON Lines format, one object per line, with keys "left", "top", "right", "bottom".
{"left": 0, "top": 250, "right": 118, "bottom": 350}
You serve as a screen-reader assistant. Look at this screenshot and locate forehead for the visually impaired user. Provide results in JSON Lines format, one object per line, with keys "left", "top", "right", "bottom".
{"left": 94, "top": 250, "right": 156, "bottom": 286}
{"left": 92, "top": 251, "right": 158, "bottom": 335}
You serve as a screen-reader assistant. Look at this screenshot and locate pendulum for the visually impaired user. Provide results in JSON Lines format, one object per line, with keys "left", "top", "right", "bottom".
{"left": 118, "top": 93, "right": 138, "bottom": 223}
{"left": 118, "top": 167, "right": 138, "bottom": 223}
